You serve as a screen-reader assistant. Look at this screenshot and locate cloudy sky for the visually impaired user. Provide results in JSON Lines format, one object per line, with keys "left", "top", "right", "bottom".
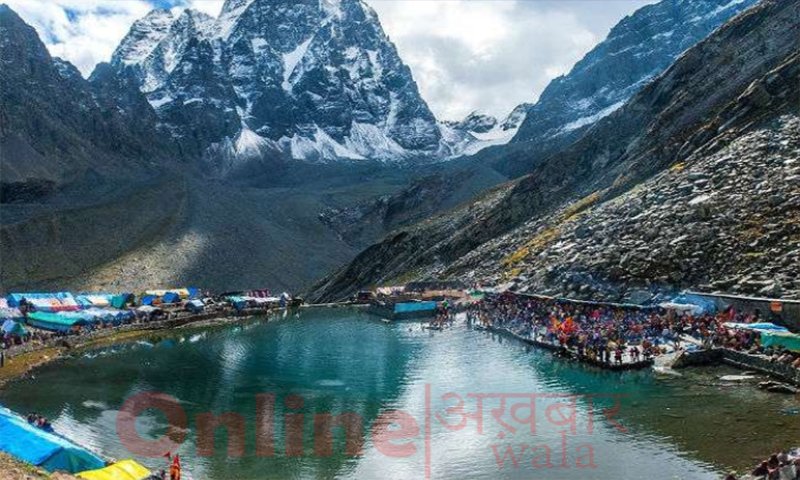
{"left": 7, "top": 0, "right": 655, "bottom": 120}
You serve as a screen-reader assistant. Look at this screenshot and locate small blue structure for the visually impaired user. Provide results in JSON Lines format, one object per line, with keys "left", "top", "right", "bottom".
{"left": 394, "top": 301, "right": 438, "bottom": 314}
{"left": 161, "top": 292, "right": 181, "bottom": 304}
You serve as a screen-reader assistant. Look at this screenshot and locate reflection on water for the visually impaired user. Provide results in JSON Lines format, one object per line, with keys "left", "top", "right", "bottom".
{"left": 1, "top": 309, "right": 797, "bottom": 479}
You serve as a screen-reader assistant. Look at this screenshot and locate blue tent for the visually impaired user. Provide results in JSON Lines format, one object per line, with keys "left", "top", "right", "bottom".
{"left": 162, "top": 292, "right": 181, "bottom": 304}
{"left": 2, "top": 319, "right": 26, "bottom": 336}
{"left": 140, "top": 295, "right": 156, "bottom": 306}
{"left": 0, "top": 407, "right": 105, "bottom": 473}
{"left": 110, "top": 294, "right": 133, "bottom": 309}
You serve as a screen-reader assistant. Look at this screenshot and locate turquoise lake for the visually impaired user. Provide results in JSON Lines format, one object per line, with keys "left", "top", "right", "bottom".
{"left": 2, "top": 308, "right": 797, "bottom": 479}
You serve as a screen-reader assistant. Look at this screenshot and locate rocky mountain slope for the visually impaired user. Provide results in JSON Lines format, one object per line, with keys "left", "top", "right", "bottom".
{"left": 310, "top": 0, "right": 800, "bottom": 302}
{"left": 0, "top": 5, "right": 174, "bottom": 196}
{"left": 469, "top": 0, "right": 759, "bottom": 178}
{"left": 110, "top": 0, "right": 441, "bottom": 164}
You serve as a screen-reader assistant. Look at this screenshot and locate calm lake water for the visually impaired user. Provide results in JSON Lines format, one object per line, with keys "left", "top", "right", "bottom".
{"left": 2, "top": 308, "right": 798, "bottom": 479}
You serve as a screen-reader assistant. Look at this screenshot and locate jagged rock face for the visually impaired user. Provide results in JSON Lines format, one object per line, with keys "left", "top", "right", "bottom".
{"left": 309, "top": 0, "right": 800, "bottom": 302}
{"left": 111, "top": 0, "right": 440, "bottom": 163}
{"left": 446, "top": 112, "right": 498, "bottom": 133}
{"left": 499, "top": 103, "right": 531, "bottom": 131}
{"left": 512, "top": 0, "right": 758, "bottom": 144}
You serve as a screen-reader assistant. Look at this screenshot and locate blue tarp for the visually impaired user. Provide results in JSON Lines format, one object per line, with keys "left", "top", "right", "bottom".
{"left": 725, "top": 322, "right": 789, "bottom": 332}
{"left": 394, "top": 301, "right": 438, "bottom": 314}
{"left": 0, "top": 407, "right": 104, "bottom": 473}
{"left": 6, "top": 292, "right": 80, "bottom": 312}
{"left": 669, "top": 293, "right": 717, "bottom": 315}
{"left": 26, "top": 312, "right": 92, "bottom": 332}
{"left": 226, "top": 296, "right": 248, "bottom": 311}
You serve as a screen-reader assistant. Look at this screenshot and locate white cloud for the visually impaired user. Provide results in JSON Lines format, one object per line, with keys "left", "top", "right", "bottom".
{"left": 6, "top": 0, "right": 153, "bottom": 74}
{"left": 6, "top": 0, "right": 654, "bottom": 120}
{"left": 368, "top": 0, "right": 655, "bottom": 120}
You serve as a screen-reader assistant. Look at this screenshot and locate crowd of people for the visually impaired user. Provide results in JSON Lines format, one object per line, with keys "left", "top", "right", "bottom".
{"left": 25, "top": 412, "right": 54, "bottom": 433}
{"left": 730, "top": 448, "right": 800, "bottom": 480}
{"left": 466, "top": 292, "right": 790, "bottom": 367}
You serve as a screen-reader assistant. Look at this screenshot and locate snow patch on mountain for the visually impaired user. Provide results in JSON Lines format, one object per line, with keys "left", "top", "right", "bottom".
{"left": 559, "top": 100, "right": 625, "bottom": 134}
{"left": 217, "top": 0, "right": 255, "bottom": 39}
{"left": 282, "top": 36, "right": 314, "bottom": 92}
{"left": 345, "top": 122, "right": 408, "bottom": 159}
{"left": 235, "top": 125, "right": 271, "bottom": 157}
{"left": 320, "top": 0, "right": 344, "bottom": 20}
{"left": 285, "top": 126, "right": 365, "bottom": 161}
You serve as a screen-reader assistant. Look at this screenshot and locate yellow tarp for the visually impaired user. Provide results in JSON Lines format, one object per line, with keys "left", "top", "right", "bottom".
{"left": 77, "top": 460, "right": 151, "bottom": 480}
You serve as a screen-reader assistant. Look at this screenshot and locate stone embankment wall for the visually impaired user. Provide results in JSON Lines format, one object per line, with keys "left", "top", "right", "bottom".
{"left": 674, "top": 348, "right": 800, "bottom": 385}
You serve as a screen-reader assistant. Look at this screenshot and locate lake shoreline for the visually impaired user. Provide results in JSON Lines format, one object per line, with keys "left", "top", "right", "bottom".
{"left": 0, "top": 306, "right": 293, "bottom": 391}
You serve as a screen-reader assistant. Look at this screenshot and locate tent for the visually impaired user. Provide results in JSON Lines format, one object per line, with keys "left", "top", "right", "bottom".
{"left": 185, "top": 299, "right": 205, "bottom": 314}
{"left": 81, "top": 308, "right": 134, "bottom": 325}
{"left": 144, "top": 288, "right": 191, "bottom": 299}
{"left": 26, "top": 312, "right": 91, "bottom": 332}
{"left": 75, "top": 295, "right": 116, "bottom": 309}
{"left": 760, "top": 331, "right": 800, "bottom": 353}
{"left": 7, "top": 293, "right": 80, "bottom": 312}
{"left": 2, "top": 319, "right": 27, "bottom": 336}
{"left": 227, "top": 296, "right": 249, "bottom": 311}
{"left": 0, "top": 407, "right": 105, "bottom": 473}
{"left": 77, "top": 459, "right": 151, "bottom": 480}
{"left": 161, "top": 292, "right": 181, "bottom": 304}
{"left": 111, "top": 294, "right": 133, "bottom": 309}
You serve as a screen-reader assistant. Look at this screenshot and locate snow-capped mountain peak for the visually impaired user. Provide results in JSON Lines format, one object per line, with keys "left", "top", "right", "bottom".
{"left": 439, "top": 105, "right": 530, "bottom": 158}
{"left": 111, "top": 0, "right": 440, "bottom": 165}
{"left": 111, "top": 9, "right": 175, "bottom": 67}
